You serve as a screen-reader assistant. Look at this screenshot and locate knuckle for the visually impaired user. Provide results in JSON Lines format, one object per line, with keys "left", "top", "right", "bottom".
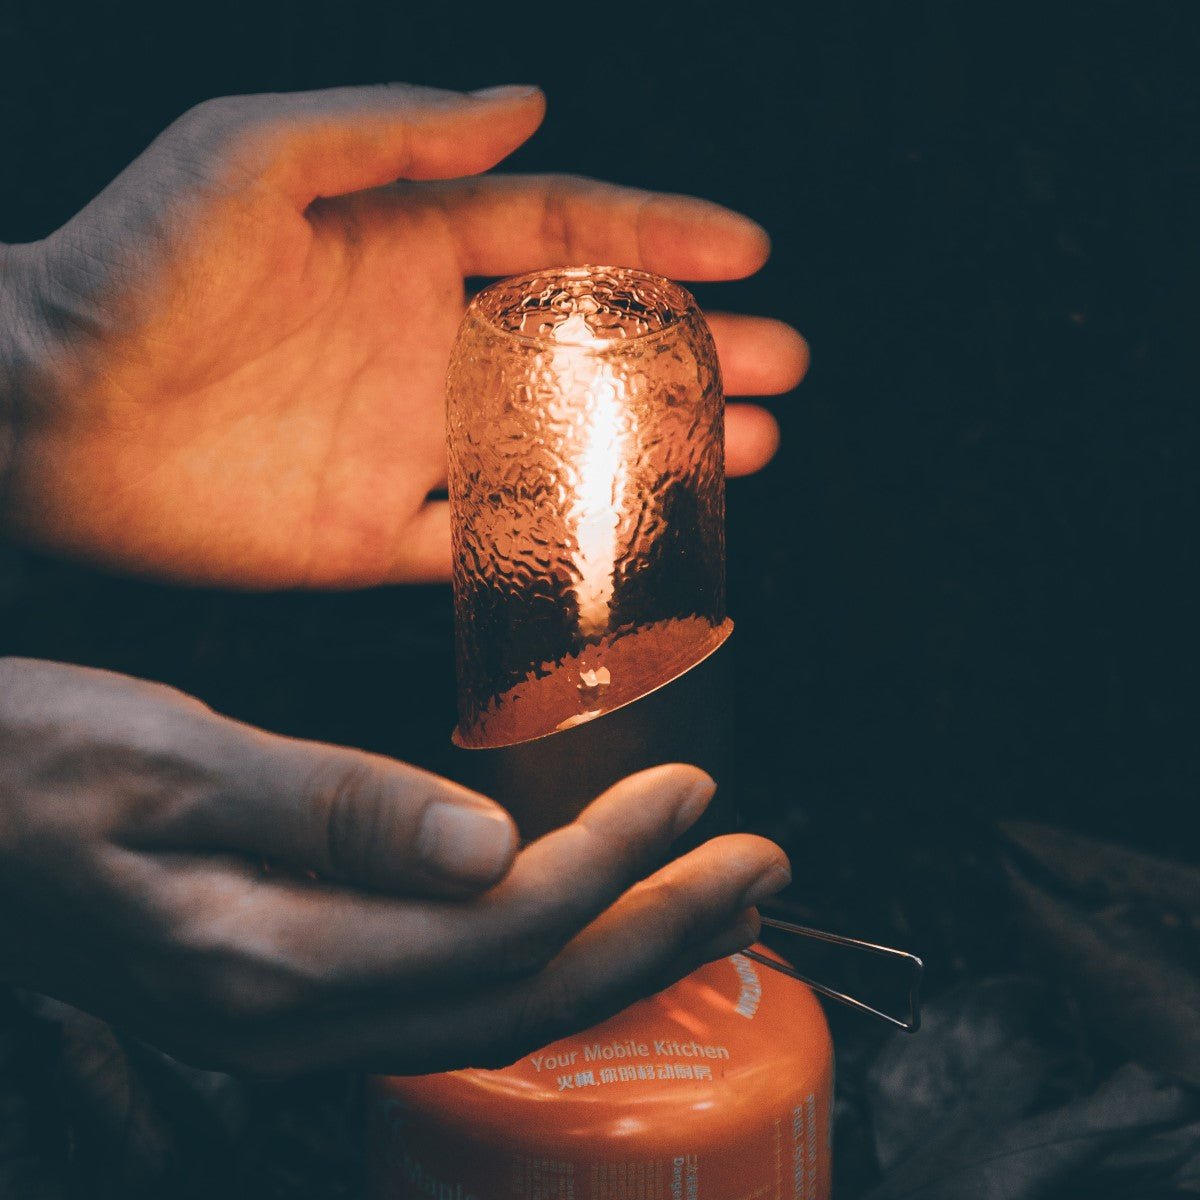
{"left": 539, "top": 183, "right": 573, "bottom": 260}
{"left": 165, "top": 95, "right": 273, "bottom": 180}
{"left": 315, "top": 760, "right": 389, "bottom": 880}
{"left": 542, "top": 171, "right": 591, "bottom": 194}
{"left": 183, "top": 94, "right": 236, "bottom": 122}
{"left": 176, "top": 96, "right": 224, "bottom": 128}
{"left": 168, "top": 96, "right": 237, "bottom": 150}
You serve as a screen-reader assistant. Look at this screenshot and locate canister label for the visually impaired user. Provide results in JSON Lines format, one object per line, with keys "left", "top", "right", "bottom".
{"left": 368, "top": 951, "right": 833, "bottom": 1200}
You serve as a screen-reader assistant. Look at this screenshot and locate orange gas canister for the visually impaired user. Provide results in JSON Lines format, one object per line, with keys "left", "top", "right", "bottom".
{"left": 367, "top": 947, "right": 834, "bottom": 1200}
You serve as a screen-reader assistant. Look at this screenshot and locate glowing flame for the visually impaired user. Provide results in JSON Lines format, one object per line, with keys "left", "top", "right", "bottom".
{"left": 554, "top": 312, "right": 628, "bottom": 639}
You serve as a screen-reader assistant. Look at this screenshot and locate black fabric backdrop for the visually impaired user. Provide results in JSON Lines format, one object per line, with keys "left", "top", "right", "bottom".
{"left": 2, "top": 2, "right": 1199, "bottom": 1196}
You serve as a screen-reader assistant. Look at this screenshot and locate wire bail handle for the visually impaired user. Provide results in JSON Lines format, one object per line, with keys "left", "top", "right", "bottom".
{"left": 743, "top": 915, "right": 924, "bottom": 1033}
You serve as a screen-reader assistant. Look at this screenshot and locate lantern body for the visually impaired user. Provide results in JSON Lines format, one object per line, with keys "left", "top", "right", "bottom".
{"left": 448, "top": 266, "right": 731, "bottom": 750}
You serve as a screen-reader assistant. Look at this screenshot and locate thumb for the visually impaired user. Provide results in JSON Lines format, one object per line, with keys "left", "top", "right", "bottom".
{"left": 174, "top": 726, "right": 519, "bottom": 896}
{"left": 180, "top": 82, "right": 545, "bottom": 205}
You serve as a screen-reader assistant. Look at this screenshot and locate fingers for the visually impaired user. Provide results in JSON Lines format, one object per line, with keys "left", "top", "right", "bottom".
{"left": 381, "top": 314, "right": 807, "bottom": 583}
{"left": 470, "top": 765, "right": 721, "bottom": 969}
{"left": 302, "top": 765, "right": 721, "bottom": 991}
{"left": 724, "top": 405, "right": 779, "bottom": 476}
{"left": 390, "top": 405, "right": 781, "bottom": 585}
{"left": 706, "top": 313, "right": 810, "bottom": 397}
{"left": 173, "top": 84, "right": 546, "bottom": 206}
{"left": 212, "top": 832, "right": 788, "bottom": 1076}
{"left": 424, "top": 174, "right": 770, "bottom": 281}
{"left": 149, "top": 723, "right": 518, "bottom": 897}
{"left": 711, "top": 313, "right": 807, "bottom": 475}
{"left": 452, "top": 835, "right": 787, "bottom": 1068}
{"left": 154, "top": 765, "right": 722, "bottom": 1008}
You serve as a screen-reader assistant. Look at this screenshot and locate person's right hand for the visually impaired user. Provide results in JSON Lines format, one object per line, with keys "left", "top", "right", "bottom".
{"left": 0, "top": 657, "right": 789, "bottom": 1077}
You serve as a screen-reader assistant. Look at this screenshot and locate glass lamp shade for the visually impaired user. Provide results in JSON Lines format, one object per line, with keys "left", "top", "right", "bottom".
{"left": 449, "top": 265, "right": 732, "bottom": 750}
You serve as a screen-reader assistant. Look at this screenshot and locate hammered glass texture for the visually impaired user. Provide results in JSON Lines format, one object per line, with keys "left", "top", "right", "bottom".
{"left": 448, "top": 266, "right": 730, "bottom": 748}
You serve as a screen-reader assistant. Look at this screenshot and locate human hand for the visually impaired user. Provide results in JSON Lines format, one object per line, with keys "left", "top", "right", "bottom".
{"left": 0, "top": 657, "right": 789, "bottom": 1076}
{"left": 0, "top": 84, "right": 808, "bottom": 588}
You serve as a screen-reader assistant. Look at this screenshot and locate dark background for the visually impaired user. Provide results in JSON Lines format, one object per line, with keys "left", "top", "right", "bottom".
{"left": 4, "top": 1, "right": 1197, "bottom": 886}
{"left": 2, "top": 2, "right": 1199, "bottom": 1194}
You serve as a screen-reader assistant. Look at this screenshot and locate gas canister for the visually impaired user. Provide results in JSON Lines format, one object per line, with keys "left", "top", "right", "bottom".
{"left": 368, "top": 947, "right": 833, "bottom": 1200}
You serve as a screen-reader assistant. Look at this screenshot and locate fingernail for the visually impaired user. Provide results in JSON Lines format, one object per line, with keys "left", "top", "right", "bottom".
{"left": 417, "top": 802, "right": 517, "bottom": 886}
{"left": 698, "top": 916, "right": 758, "bottom": 962}
{"left": 740, "top": 864, "right": 792, "bottom": 909}
{"left": 672, "top": 774, "right": 717, "bottom": 838}
{"left": 470, "top": 84, "right": 542, "bottom": 101}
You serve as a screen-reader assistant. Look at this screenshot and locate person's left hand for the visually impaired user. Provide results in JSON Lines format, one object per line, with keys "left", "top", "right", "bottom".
{"left": 0, "top": 83, "right": 808, "bottom": 588}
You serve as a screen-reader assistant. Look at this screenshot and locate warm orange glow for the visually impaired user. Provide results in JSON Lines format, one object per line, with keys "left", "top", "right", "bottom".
{"left": 447, "top": 266, "right": 730, "bottom": 748}
{"left": 553, "top": 311, "right": 629, "bottom": 639}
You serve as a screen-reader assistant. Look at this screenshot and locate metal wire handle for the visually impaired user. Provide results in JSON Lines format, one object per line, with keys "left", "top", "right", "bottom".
{"left": 742, "top": 915, "right": 924, "bottom": 1033}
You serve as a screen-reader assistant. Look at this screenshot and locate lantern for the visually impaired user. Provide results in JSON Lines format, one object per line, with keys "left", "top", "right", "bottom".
{"left": 447, "top": 265, "right": 732, "bottom": 836}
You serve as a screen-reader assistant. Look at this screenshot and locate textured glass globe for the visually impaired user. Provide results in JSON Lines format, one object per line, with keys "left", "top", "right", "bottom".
{"left": 448, "top": 266, "right": 731, "bottom": 749}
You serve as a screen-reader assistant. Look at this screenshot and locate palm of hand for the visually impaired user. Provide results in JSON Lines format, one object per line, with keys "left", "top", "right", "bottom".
{"left": 4, "top": 86, "right": 806, "bottom": 588}
{"left": 31, "top": 181, "right": 463, "bottom": 586}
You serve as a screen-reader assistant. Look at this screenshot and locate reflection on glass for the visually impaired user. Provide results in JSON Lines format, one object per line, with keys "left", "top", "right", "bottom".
{"left": 448, "top": 266, "right": 731, "bottom": 749}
